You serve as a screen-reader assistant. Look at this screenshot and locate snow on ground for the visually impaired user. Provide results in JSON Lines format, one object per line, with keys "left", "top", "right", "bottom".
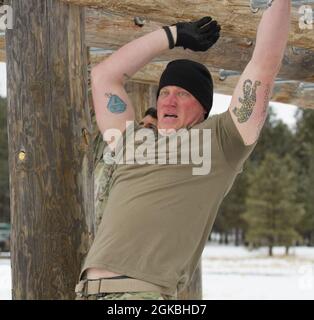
{"left": 201, "top": 244, "right": 314, "bottom": 300}
{"left": 1, "top": 244, "right": 314, "bottom": 300}
{"left": 0, "top": 257, "right": 11, "bottom": 300}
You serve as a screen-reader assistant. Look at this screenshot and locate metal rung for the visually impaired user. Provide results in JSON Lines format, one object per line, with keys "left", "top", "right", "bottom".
{"left": 219, "top": 69, "right": 241, "bottom": 81}
{"left": 298, "top": 83, "right": 314, "bottom": 91}
{"left": 275, "top": 80, "right": 298, "bottom": 85}
{"left": 89, "top": 48, "right": 114, "bottom": 54}
{"left": 251, "top": 0, "right": 314, "bottom": 9}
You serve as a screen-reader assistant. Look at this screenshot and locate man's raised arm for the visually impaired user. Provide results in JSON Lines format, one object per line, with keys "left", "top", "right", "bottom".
{"left": 91, "top": 17, "right": 220, "bottom": 147}
{"left": 91, "top": 27, "right": 176, "bottom": 140}
{"left": 229, "top": 0, "right": 291, "bottom": 145}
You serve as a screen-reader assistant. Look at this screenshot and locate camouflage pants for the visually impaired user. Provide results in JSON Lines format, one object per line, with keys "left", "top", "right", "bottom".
{"left": 76, "top": 291, "right": 177, "bottom": 300}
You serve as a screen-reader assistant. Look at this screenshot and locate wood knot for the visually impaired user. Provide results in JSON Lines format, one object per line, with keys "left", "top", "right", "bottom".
{"left": 82, "top": 128, "right": 89, "bottom": 146}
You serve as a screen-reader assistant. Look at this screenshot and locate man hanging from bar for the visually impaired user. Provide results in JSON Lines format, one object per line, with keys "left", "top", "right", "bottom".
{"left": 75, "top": 0, "right": 291, "bottom": 300}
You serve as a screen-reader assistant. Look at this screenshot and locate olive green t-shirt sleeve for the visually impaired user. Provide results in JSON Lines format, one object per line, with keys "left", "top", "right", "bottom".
{"left": 213, "top": 109, "right": 257, "bottom": 173}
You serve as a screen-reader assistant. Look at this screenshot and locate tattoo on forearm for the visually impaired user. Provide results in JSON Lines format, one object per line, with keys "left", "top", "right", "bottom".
{"left": 232, "top": 79, "right": 261, "bottom": 123}
{"left": 105, "top": 93, "right": 127, "bottom": 113}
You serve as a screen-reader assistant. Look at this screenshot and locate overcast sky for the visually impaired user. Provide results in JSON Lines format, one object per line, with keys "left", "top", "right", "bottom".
{"left": 0, "top": 62, "right": 298, "bottom": 129}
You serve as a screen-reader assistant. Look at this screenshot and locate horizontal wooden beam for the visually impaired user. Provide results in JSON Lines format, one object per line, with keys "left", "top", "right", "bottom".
{"left": 89, "top": 51, "right": 234, "bottom": 87}
{"left": 2, "top": 9, "right": 314, "bottom": 82}
{"left": 2, "top": 2, "right": 313, "bottom": 108}
{"left": 84, "top": 9, "right": 314, "bottom": 83}
{"left": 89, "top": 51, "right": 314, "bottom": 109}
{"left": 61, "top": 0, "right": 314, "bottom": 50}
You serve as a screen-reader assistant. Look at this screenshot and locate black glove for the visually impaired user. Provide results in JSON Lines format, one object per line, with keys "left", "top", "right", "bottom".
{"left": 169, "top": 17, "right": 220, "bottom": 52}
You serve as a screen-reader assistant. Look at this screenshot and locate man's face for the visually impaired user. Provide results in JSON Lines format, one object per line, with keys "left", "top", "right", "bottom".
{"left": 157, "top": 86, "right": 206, "bottom": 130}
{"left": 139, "top": 114, "right": 158, "bottom": 129}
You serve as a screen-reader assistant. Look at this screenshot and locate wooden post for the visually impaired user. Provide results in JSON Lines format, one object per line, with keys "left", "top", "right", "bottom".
{"left": 125, "top": 82, "right": 158, "bottom": 121}
{"left": 6, "top": 0, "right": 94, "bottom": 299}
{"left": 178, "top": 260, "right": 203, "bottom": 300}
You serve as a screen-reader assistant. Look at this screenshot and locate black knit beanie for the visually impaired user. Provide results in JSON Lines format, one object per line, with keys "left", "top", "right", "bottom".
{"left": 157, "top": 59, "right": 214, "bottom": 119}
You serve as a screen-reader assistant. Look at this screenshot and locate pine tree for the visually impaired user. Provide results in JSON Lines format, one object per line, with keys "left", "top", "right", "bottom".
{"left": 243, "top": 153, "right": 304, "bottom": 256}
{"left": 216, "top": 169, "right": 249, "bottom": 246}
{"left": 294, "top": 109, "right": 314, "bottom": 245}
{"left": 214, "top": 106, "right": 295, "bottom": 246}
{"left": 250, "top": 106, "right": 294, "bottom": 166}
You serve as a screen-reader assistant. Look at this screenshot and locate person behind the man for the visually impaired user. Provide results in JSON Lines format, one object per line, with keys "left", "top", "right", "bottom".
{"left": 76, "top": 1, "right": 291, "bottom": 300}
{"left": 94, "top": 107, "right": 158, "bottom": 231}
{"left": 138, "top": 107, "right": 158, "bottom": 129}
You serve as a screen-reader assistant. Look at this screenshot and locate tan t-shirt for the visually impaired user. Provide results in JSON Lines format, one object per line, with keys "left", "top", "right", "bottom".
{"left": 79, "top": 109, "right": 257, "bottom": 296}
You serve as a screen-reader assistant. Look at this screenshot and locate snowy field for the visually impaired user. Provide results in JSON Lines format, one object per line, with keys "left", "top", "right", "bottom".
{"left": 201, "top": 244, "right": 314, "bottom": 300}
{"left": 1, "top": 244, "right": 314, "bottom": 300}
{"left": 0, "top": 253, "right": 10, "bottom": 300}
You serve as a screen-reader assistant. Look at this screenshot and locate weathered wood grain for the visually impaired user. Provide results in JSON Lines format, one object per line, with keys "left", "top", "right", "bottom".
{"left": 84, "top": 9, "right": 314, "bottom": 82}
{"left": 61, "top": 0, "right": 314, "bottom": 50}
{"left": 2, "top": 8, "right": 313, "bottom": 82}
{"left": 6, "top": 0, "right": 94, "bottom": 299}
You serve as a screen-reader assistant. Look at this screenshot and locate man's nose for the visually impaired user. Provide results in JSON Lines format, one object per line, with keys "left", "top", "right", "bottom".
{"left": 164, "top": 92, "right": 177, "bottom": 105}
